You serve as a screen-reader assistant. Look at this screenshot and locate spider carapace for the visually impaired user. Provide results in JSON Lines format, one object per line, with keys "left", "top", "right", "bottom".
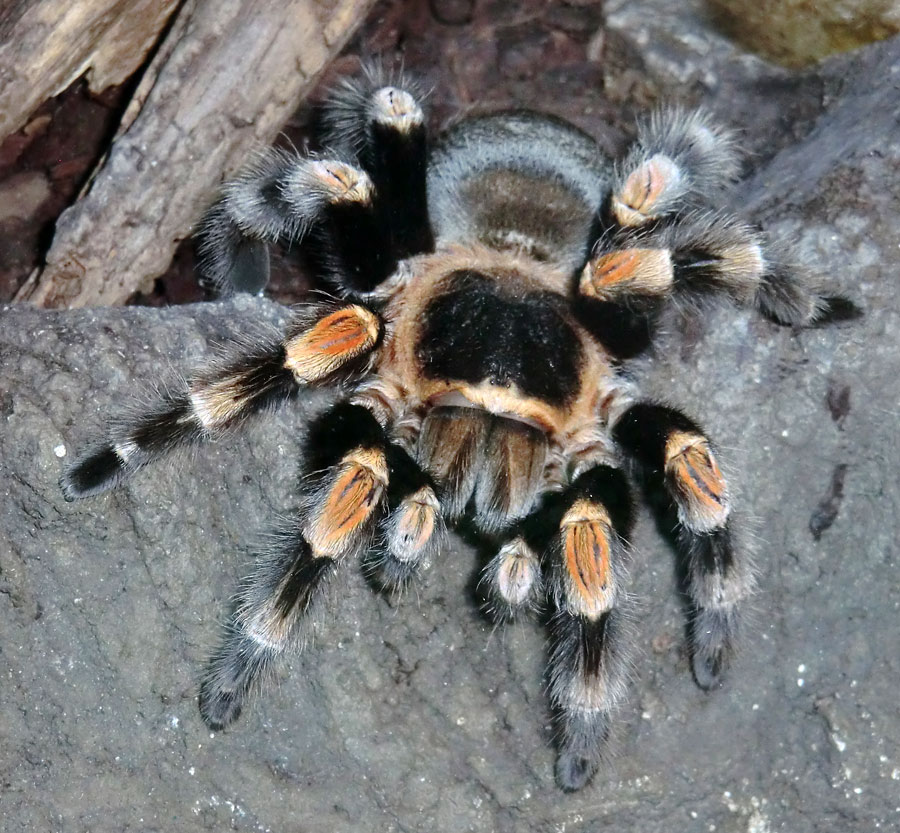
{"left": 62, "top": 67, "right": 857, "bottom": 791}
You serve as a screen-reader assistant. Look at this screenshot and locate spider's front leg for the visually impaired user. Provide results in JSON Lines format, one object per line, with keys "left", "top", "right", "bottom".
{"left": 485, "top": 465, "right": 635, "bottom": 792}
{"left": 60, "top": 301, "right": 381, "bottom": 499}
{"left": 199, "top": 402, "right": 443, "bottom": 727}
{"left": 547, "top": 466, "right": 635, "bottom": 791}
{"left": 612, "top": 403, "right": 755, "bottom": 689}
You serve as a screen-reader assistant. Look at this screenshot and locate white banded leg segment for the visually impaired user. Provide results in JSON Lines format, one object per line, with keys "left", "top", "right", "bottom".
{"left": 61, "top": 389, "right": 202, "bottom": 500}
{"left": 677, "top": 523, "right": 755, "bottom": 690}
{"left": 371, "top": 86, "right": 425, "bottom": 133}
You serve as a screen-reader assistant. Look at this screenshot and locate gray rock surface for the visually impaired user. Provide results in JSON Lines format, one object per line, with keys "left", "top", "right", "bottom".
{"left": 2, "top": 25, "right": 900, "bottom": 833}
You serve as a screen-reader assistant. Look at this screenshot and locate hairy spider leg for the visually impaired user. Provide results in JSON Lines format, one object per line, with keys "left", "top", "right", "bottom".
{"left": 534, "top": 465, "right": 636, "bottom": 792}
{"left": 320, "top": 67, "right": 434, "bottom": 260}
{"left": 198, "top": 72, "right": 432, "bottom": 296}
{"left": 608, "top": 108, "right": 740, "bottom": 230}
{"left": 580, "top": 210, "right": 862, "bottom": 327}
{"left": 199, "top": 403, "right": 391, "bottom": 729}
{"left": 60, "top": 301, "right": 382, "bottom": 499}
{"left": 613, "top": 402, "right": 754, "bottom": 689}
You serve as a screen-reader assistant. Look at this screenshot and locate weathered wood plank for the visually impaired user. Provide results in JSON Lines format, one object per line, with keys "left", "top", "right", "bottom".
{"left": 0, "top": 0, "right": 180, "bottom": 142}
{"left": 15, "top": 0, "right": 377, "bottom": 308}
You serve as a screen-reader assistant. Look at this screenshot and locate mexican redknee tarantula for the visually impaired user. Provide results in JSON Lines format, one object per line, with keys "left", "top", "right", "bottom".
{"left": 61, "top": 68, "right": 857, "bottom": 791}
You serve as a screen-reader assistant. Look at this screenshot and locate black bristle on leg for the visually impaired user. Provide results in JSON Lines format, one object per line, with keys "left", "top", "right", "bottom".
{"left": 60, "top": 445, "right": 126, "bottom": 500}
{"left": 199, "top": 628, "right": 272, "bottom": 730}
{"left": 200, "top": 530, "right": 338, "bottom": 730}
{"left": 308, "top": 200, "right": 397, "bottom": 294}
{"left": 302, "top": 402, "right": 386, "bottom": 472}
{"left": 612, "top": 402, "right": 701, "bottom": 468}
{"left": 573, "top": 298, "right": 657, "bottom": 360}
{"left": 370, "top": 121, "right": 433, "bottom": 257}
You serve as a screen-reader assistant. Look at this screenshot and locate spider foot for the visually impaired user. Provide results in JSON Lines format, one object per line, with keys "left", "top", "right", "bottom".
{"left": 690, "top": 606, "right": 739, "bottom": 690}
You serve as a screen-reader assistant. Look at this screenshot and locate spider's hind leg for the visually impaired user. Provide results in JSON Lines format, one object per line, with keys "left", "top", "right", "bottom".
{"left": 320, "top": 66, "right": 433, "bottom": 259}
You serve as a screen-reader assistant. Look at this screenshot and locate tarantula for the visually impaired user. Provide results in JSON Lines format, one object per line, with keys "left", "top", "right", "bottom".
{"left": 61, "top": 68, "right": 857, "bottom": 791}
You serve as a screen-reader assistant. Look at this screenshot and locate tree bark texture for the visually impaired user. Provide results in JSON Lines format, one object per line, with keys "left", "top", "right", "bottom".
{"left": 0, "top": 0, "right": 180, "bottom": 142}
{"left": 8, "top": 0, "right": 377, "bottom": 308}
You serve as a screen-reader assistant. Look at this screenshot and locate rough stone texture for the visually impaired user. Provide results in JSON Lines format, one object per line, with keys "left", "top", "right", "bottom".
{"left": 2, "top": 20, "right": 900, "bottom": 833}
{"left": 707, "top": 0, "right": 900, "bottom": 67}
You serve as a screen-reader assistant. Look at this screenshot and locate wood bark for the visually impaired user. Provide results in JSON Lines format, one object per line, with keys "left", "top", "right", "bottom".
{"left": 0, "top": 0, "right": 181, "bottom": 142}
{"left": 11, "top": 0, "right": 377, "bottom": 308}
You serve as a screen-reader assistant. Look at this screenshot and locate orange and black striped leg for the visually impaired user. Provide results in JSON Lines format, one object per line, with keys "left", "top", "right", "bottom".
{"left": 613, "top": 403, "right": 752, "bottom": 688}
{"left": 579, "top": 213, "right": 763, "bottom": 314}
{"left": 200, "top": 402, "right": 390, "bottom": 729}
{"left": 608, "top": 109, "right": 739, "bottom": 229}
{"left": 541, "top": 465, "right": 635, "bottom": 791}
{"left": 584, "top": 210, "right": 860, "bottom": 328}
{"left": 61, "top": 301, "right": 381, "bottom": 500}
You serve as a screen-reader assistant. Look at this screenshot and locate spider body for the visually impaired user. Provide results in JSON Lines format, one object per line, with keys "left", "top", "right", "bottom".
{"left": 61, "top": 68, "right": 857, "bottom": 791}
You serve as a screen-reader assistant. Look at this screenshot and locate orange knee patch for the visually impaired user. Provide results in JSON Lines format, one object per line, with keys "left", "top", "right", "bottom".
{"left": 561, "top": 499, "right": 616, "bottom": 619}
{"left": 284, "top": 305, "right": 381, "bottom": 384}
{"left": 612, "top": 154, "right": 681, "bottom": 227}
{"left": 579, "top": 247, "right": 674, "bottom": 300}
{"left": 664, "top": 431, "right": 730, "bottom": 531}
{"left": 305, "top": 448, "right": 388, "bottom": 558}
